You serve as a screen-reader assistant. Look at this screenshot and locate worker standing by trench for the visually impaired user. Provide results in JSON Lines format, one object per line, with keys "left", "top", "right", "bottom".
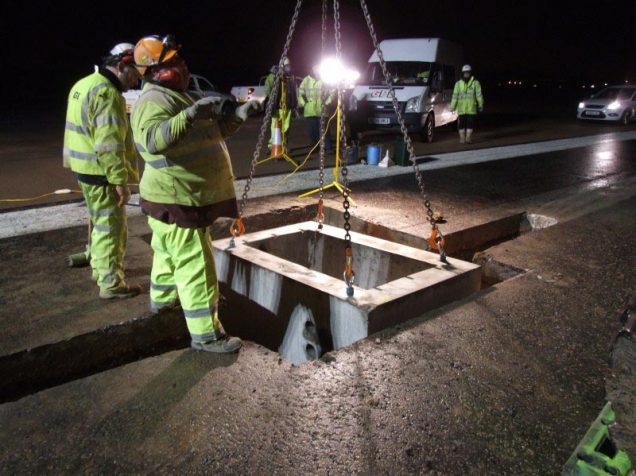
{"left": 298, "top": 65, "right": 333, "bottom": 151}
{"left": 450, "top": 64, "right": 484, "bottom": 144}
{"left": 63, "top": 43, "right": 142, "bottom": 300}
{"left": 264, "top": 57, "right": 297, "bottom": 149}
{"left": 131, "top": 35, "right": 259, "bottom": 353}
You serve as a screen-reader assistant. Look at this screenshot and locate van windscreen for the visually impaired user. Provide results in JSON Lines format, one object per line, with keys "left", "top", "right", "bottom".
{"left": 365, "top": 62, "right": 433, "bottom": 86}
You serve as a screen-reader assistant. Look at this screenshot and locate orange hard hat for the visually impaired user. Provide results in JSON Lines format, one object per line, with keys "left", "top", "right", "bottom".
{"left": 134, "top": 35, "right": 180, "bottom": 75}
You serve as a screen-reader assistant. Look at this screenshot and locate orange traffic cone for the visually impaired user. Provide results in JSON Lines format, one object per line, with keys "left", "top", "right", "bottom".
{"left": 270, "top": 118, "right": 283, "bottom": 157}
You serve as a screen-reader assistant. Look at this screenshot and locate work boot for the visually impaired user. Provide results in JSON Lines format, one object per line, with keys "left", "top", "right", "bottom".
{"left": 459, "top": 130, "right": 466, "bottom": 144}
{"left": 191, "top": 336, "right": 242, "bottom": 353}
{"left": 466, "top": 129, "right": 474, "bottom": 144}
{"left": 99, "top": 284, "right": 142, "bottom": 300}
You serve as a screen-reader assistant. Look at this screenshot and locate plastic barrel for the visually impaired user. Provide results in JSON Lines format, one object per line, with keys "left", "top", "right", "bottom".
{"left": 366, "top": 145, "right": 382, "bottom": 165}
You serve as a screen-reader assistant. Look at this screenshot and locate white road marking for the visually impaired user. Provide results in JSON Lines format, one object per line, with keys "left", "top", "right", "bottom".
{"left": 1, "top": 131, "right": 635, "bottom": 239}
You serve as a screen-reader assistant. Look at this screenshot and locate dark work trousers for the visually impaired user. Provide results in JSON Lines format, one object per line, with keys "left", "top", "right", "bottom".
{"left": 457, "top": 114, "right": 476, "bottom": 131}
{"left": 306, "top": 116, "right": 332, "bottom": 151}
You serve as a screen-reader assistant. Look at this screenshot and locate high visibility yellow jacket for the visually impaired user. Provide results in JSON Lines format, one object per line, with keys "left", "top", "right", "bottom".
{"left": 131, "top": 83, "right": 243, "bottom": 209}
{"left": 63, "top": 70, "right": 138, "bottom": 185}
{"left": 450, "top": 76, "right": 484, "bottom": 115}
{"left": 264, "top": 73, "right": 298, "bottom": 110}
{"left": 298, "top": 75, "right": 332, "bottom": 117}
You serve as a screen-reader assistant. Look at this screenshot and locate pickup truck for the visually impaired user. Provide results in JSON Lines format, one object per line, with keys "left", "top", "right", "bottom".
{"left": 231, "top": 77, "right": 268, "bottom": 108}
{"left": 123, "top": 74, "right": 231, "bottom": 114}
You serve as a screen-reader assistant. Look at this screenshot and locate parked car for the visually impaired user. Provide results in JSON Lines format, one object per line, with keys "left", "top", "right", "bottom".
{"left": 123, "top": 74, "right": 232, "bottom": 113}
{"left": 348, "top": 38, "right": 463, "bottom": 142}
{"left": 577, "top": 85, "right": 636, "bottom": 124}
{"left": 231, "top": 77, "right": 268, "bottom": 108}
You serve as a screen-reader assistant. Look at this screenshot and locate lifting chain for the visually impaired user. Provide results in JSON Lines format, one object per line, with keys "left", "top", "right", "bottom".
{"left": 359, "top": 0, "right": 447, "bottom": 263}
{"left": 334, "top": 0, "right": 355, "bottom": 296}
{"left": 316, "top": 0, "right": 328, "bottom": 230}
{"left": 229, "top": 0, "right": 304, "bottom": 248}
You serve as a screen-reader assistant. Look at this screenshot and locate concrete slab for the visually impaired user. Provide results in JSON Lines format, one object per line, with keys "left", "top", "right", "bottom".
{"left": 1, "top": 196, "right": 634, "bottom": 474}
{"left": 213, "top": 222, "right": 481, "bottom": 360}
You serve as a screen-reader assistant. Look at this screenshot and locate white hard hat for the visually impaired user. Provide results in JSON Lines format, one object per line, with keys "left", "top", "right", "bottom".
{"left": 110, "top": 43, "right": 135, "bottom": 56}
{"left": 462, "top": 64, "right": 472, "bottom": 73}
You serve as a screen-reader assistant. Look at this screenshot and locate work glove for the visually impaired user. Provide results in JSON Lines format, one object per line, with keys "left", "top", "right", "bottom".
{"left": 184, "top": 96, "right": 224, "bottom": 122}
{"left": 235, "top": 100, "right": 262, "bottom": 121}
{"left": 115, "top": 185, "right": 130, "bottom": 207}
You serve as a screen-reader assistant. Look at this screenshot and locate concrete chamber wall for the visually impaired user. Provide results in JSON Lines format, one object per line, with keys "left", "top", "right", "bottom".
{"left": 214, "top": 222, "right": 481, "bottom": 364}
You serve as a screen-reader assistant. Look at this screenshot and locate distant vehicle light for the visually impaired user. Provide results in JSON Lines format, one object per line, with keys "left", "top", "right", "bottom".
{"left": 607, "top": 101, "right": 621, "bottom": 110}
{"left": 578, "top": 102, "right": 585, "bottom": 109}
{"left": 248, "top": 87, "right": 255, "bottom": 95}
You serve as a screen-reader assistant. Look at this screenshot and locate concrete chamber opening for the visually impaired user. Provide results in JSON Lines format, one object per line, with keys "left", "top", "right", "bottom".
{"left": 247, "top": 230, "right": 433, "bottom": 290}
{"left": 214, "top": 222, "right": 481, "bottom": 364}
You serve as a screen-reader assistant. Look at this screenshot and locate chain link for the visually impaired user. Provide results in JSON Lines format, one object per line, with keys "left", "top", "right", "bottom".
{"left": 316, "top": 0, "right": 328, "bottom": 229}
{"left": 333, "top": 0, "right": 352, "bottom": 245}
{"left": 334, "top": 0, "right": 355, "bottom": 296}
{"left": 236, "top": 0, "right": 304, "bottom": 220}
{"left": 358, "top": 0, "right": 438, "bottom": 228}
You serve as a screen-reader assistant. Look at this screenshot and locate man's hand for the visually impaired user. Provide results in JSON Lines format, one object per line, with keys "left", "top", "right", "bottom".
{"left": 235, "top": 100, "right": 262, "bottom": 121}
{"left": 115, "top": 185, "right": 130, "bottom": 207}
{"left": 184, "top": 96, "right": 224, "bottom": 122}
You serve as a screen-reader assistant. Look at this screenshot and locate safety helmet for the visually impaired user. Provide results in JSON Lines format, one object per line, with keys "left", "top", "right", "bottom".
{"left": 462, "top": 64, "right": 472, "bottom": 73}
{"left": 134, "top": 35, "right": 180, "bottom": 76}
{"left": 102, "top": 42, "right": 135, "bottom": 66}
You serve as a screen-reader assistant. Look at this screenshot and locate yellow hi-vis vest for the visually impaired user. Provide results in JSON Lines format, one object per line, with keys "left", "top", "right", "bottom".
{"left": 63, "top": 71, "right": 138, "bottom": 184}
{"left": 131, "top": 83, "right": 242, "bottom": 208}
{"left": 298, "top": 75, "right": 332, "bottom": 117}
{"left": 450, "top": 76, "right": 484, "bottom": 115}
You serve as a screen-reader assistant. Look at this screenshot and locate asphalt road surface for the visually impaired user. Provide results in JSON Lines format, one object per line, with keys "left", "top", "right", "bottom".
{"left": 2, "top": 92, "right": 635, "bottom": 211}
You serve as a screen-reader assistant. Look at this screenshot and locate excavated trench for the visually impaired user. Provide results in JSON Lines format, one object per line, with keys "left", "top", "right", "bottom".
{"left": 0, "top": 205, "right": 556, "bottom": 402}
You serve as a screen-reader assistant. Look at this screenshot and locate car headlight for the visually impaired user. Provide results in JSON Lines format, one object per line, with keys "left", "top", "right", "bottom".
{"left": 405, "top": 96, "right": 420, "bottom": 113}
{"left": 578, "top": 102, "right": 585, "bottom": 109}
{"left": 607, "top": 101, "right": 621, "bottom": 110}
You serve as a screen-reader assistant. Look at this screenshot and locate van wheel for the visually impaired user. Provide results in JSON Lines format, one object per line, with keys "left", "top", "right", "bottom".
{"left": 420, "top": 113, "right": 435, "bottom": 143}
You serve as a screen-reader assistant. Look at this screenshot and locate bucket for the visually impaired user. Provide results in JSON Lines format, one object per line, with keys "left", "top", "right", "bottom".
{"left": 394, "top": 137, "right": 410, "bottom": 167}
{"left": 366, "top": 144, "right": 382, "bottom": 165}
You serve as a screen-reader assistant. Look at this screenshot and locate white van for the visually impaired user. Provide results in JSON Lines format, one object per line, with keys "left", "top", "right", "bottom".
{"left": 349, "top": 38, "right": 463, "bottom": 142}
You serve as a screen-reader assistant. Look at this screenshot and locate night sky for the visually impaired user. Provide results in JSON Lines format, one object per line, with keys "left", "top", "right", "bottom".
{"left": 4, "top": 0, "right": 635, "bottom": 109}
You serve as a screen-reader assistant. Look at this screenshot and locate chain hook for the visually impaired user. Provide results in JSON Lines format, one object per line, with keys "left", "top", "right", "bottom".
{"left": 228, "top": 217, "right": 246, "bottom": 249}
{"left": 427, "top": 223, "right": 448, "bottom": 263}
{"left": 316, "top": 198, "right": 325, "bottom": 230}
{"left": 343, "top": 245, "right": 355, "bottom": 296}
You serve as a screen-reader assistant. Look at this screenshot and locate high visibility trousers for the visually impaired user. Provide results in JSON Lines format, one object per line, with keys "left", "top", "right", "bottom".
{"left": 78, "top": 182, "right": 127, "bottom": 292}
{"left": 147, "top": 216, "right": 224, "bottom": 343}
{"left": 269, "top": 108, "right": 291, "bottom": 146}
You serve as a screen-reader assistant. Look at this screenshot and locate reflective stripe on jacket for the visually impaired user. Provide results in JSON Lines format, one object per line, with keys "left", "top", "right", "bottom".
{"left": 298, "top": 75, "right": 332, "bottom": 117}
{"left": 63, "top": 71, "right": 138, "bottom": 185}
{"left": 131, "top": 82, "right": 241, "bottom": 208}
{"left": 450, "top": 77, "right": 484, "bottom": 115}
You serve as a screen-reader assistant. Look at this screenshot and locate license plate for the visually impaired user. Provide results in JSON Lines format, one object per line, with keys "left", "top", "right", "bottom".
{"left": 370, "top": 117, "right": 390, "bottom": 125}
{"left": 586, "top": 111, "right": 601, "bottom": 116}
